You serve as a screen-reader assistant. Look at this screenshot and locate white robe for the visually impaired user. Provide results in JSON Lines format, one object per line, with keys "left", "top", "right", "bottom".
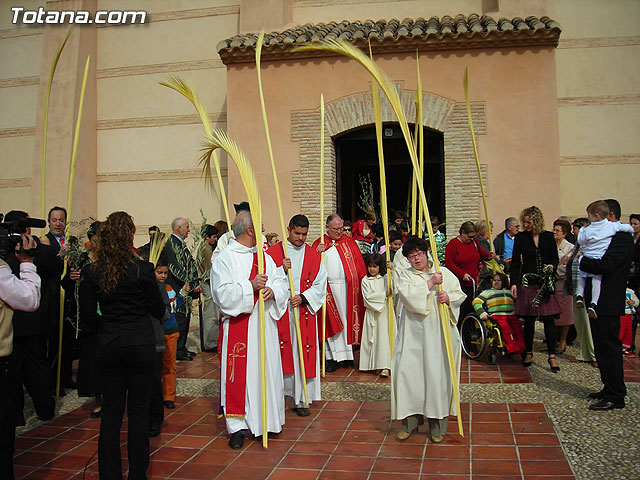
{"left": 359, "top": 274, "right": 395, "bottom": 371}
{"left": 279, "top": 241, "right": 327, "bottom": 407}
{"left": 391, "top": 264, "right": 466, "bottom": 420}
{"left": 211, "top": 239, "right": 289, "bottom": 435}
{"left": 323, "top": 245, "right": 354, "bottom": 361}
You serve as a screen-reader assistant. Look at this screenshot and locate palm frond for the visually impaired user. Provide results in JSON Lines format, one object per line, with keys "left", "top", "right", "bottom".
{"left": 41, "top": 27, "right": 73, "bottom": 218}
{"left": 149, "top": 231, "right": 168, "bottom": 267}
{"left": 66, "top": 55, "right": 90, "bottom": 229}
{"left": 160, "top": 77, "right": 231, "bottom": 228}
{"left": 464, "top": 67, "right": 499, "bottom": 258}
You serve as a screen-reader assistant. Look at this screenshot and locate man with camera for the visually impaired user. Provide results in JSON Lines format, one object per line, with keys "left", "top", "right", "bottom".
{"left": 0, "top": 232, "right": 41, "bottom": 478}
{"left": 4, "top": 211, "right": 57, "bottom": 423}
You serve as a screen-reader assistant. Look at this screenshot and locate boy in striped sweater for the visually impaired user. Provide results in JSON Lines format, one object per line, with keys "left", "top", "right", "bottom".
{"left": 472, "top": 273, "right": 525, "bottom": 355}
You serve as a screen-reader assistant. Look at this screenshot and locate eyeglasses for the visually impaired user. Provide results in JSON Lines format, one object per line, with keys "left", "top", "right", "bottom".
{"left": 407, "top": 251, "right": 426, "bottom": 261}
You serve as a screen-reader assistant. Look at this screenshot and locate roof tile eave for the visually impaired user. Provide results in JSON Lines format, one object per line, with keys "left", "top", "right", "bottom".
{"left": 217, "top": 14, "right": 561, "bottom": 65}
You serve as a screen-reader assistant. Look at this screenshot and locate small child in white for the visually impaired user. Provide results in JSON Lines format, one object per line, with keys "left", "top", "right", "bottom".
{"left": 577, "top": 200, "right": 634, "bottom": 318}
{"left": 359, "top": 253, "right": 395, "bottom": 377}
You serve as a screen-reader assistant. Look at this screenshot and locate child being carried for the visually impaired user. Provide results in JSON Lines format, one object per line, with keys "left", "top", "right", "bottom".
{"left": 576, "top": 200, "right": 634, "bottom": 319}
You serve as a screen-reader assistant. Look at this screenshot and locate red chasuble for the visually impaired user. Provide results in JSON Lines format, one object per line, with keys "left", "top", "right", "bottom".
{"left": 267, "top": 242, "right": 321, "bottom": 378}
{"left": 311, "top": 234, "right": 366, "bottom": 345}
{"left": 218, "top": 252, "right": 260, "bottom": 417}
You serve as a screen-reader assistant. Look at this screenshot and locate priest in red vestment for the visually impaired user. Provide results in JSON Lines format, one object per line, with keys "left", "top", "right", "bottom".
{"left": 312, "top": 214, "right": 367, "bottom": 372}
{"left": 267, "top": 215, "right": 327, "bottom": 416}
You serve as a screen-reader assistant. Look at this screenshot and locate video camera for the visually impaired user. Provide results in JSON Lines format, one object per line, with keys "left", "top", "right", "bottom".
{"left": 0, "top": 213, "right": 46, "bottom": 260}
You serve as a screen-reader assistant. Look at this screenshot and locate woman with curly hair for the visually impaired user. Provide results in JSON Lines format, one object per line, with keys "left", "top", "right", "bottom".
{"left": 79, "top": 211, "right": 165, "bottom": 480}
{"left": 510, "top": 206, "right": 561, "bottom": 371}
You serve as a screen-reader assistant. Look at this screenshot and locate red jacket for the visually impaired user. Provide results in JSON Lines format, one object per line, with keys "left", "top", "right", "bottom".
{"left": 445, "top": 237, "right": 490, "bottom": 287}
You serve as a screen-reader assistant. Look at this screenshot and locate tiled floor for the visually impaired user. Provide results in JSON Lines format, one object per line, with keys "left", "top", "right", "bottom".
{"left": 622, "top": 354, "right": 640, "bottom": 382}
{"left": 14, "top": 398, "right": 574, "bottom": 480}
{"left": 175, "top": 351, "right": 533, "bottom": 385}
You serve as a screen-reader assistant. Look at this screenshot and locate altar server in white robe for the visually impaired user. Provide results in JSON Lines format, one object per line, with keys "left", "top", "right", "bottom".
{"left": 359, "top": 253, "right": 395, "bottom": 376}
{"left": 211, "top": 211, "right": 289, "bottom": 449}
{"left": 391, "top": 237, "right": 466, "bottom": 443}
{"left": 267, "top": 215, "right": 327, "bottom": 416}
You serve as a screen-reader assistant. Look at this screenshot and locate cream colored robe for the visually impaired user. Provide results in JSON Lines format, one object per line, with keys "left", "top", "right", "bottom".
{"left": 359, "top": 274, "right": 395, "bottom": 371}
{"left": 391, "top": 264, "right": 466, "bottom": 420}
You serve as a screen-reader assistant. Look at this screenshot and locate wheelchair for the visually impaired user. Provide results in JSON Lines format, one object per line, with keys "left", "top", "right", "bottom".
{"left": 460, "top": 312, "right": 508, "bottom": 365}
{"left": 459, "top": 279, "right": 508, "bottom": 365}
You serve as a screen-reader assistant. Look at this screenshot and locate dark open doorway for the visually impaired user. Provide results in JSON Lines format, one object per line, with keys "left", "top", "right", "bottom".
{"left": 334, "top": 123, "right": 445, "bottom": 225}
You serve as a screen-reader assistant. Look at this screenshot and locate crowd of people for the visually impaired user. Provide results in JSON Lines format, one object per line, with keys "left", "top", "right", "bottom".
{"left": 1, "top": 197, "right": 638, "bottom": 478}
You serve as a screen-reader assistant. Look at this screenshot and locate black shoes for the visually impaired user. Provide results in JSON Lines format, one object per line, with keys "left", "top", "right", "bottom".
{"left": 229, "top": 430, "right": 246, "bottom": 449}
{"left": 176, "top": 354, "right": 193, "bottom": 361}
{"left": 325, "top": 360, "right": 338, "bottom": 372}
{"left": 149, "top": 423, "right": 162, "bottom": 437}
{"left": 522, "top": 352, "right": 533, "bottom": 367}
{"left": 587, "top": 304, "right": 598, "bottom": 319}
{"left": 186, "top": 350, "right": 197, "bottom": 357}
{"left": 589, "top": 399, "right": 624, "bottom": 411}
{"left": 293, "top": 407, "right": 310, "bottom": 417}
{"left": 588, "top": 390, "right": 606, "bottom": 399}
{"left": 37, "top": 412, "right": 55, "bottom": 422}
{"left": 164, "top": 401, "right": 175, "bottom": 409}
{"left": 547, "top": 355, "right": 560, "bottom": 372}
{"left": 90, "top": 409, "right": 102, "bottom": 419}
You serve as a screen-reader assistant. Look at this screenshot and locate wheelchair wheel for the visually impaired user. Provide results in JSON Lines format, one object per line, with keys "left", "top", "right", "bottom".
{"left": 460, "top": 314, "right": 489, "bottom": 360}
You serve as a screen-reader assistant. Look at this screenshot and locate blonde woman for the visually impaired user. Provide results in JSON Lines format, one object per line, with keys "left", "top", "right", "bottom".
{"left": 510, "top": 206, "right": 561, "bottom": 371}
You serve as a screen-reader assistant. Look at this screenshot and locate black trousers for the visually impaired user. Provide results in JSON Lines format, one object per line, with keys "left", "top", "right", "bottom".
{"left": 590, "top": 315, "right": 627, "bottom": 403}
{"left": 13, "top": 333, "right": 55, "bottom": 422}
{"left": 149, "top": 351, "right": 164, "bottom": 431}
{"left": 175, "top": 308, "right": 190, "bottom": 355}
{"left": 0, "top": 357, "right": 19, "bottom": 480}
{"left": 97, "top": 341, "right": 154, "bottom": 480}
{"left": 77, "top": 331, "right": 100, "bottom": 397}
{"left": 522, "top": 316, "right": 557, "bottom": 355}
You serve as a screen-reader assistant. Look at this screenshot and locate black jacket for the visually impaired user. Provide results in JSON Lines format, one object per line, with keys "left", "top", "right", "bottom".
{"left": 510, "top": 230, "right": 558, "bottom": 286}
{"left": 10, "top": 237, "right": 63, "bottom": 336}
{"left": 79, "top": 259, "right": 165, "bottom": 349}
{"left": 493, "top": 230, "right": 507, "bottom": 258}
{"left": 163, "top": 234, "right": 199, "bottom": 296}
{"left": 580, "top": 231, "right": 634, "bottom": 317}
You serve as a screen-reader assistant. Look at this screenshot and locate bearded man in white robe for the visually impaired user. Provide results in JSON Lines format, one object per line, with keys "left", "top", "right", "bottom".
{"left": 392, "top": 237, "right": 466, "bottom": 443}
{"left": 267, "top": 215, "right": 327, "bottom": 416}
{"left": 211, "top": 211, "right": 289, "bottom": 449}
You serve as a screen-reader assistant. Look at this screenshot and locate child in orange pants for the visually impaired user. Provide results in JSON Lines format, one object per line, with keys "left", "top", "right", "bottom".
{"left": 155, "top": 259, "right": 180, "bottom": 408}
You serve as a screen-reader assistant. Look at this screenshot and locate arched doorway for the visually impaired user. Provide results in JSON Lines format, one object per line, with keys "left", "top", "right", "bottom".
{"left": 334, "top": 123, "right": 445, "bottom": 225}
{"left": 291, "top": 87, "right": 487, "bottom": 240}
